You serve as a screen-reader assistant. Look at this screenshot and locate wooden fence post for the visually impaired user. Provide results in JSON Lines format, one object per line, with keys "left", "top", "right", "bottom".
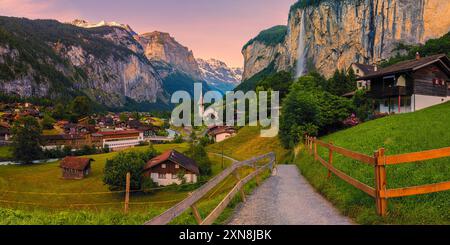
{"left": 314, "top": 137, "right": 318, "bottom": 161}
{"left": 253, "top": 162, "right": 261, "bottom": 186}
{"left": 328, "top": 142, "right": 333, "bottom": 179}
{"left": 191, "top": 203, "right": 203, "bottom": 224}
{"left": 188, "top": 192, "right": 203, "bottom": 224}
{"left": 124, "top": 172, "right": 131, "bottom": 214}
{"left": 374, "top": 148, "right": 388, "bottom": 217}
{"left": 233, "top": 170, "right": 246, "bottom": 202}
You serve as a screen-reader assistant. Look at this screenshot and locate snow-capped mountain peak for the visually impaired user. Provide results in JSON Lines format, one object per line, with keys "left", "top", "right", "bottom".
{"left": 70, "top": 19, "right": 137, "bottom": 35}
{"left": 197, "top": 58, "right": 242, "bottom": 92}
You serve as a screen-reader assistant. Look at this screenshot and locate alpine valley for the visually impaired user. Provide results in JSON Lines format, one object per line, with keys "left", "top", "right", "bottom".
{"left": 238, "top": 0, "right": 450, "bottom": 90}
{"left": 0, "top": 17, "right": 242, "bottom": 111}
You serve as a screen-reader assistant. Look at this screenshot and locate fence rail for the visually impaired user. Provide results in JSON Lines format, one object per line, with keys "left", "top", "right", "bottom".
{"left": 305, "top": 136, "right": 450, "bottom": 216}
{"left": 144, "top": 152, "right": 276, "bottom": 225}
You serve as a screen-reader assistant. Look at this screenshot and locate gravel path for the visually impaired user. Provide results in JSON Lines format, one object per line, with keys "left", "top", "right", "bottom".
{"left": 227, "top": 165, "right": 354, "bottom": 225}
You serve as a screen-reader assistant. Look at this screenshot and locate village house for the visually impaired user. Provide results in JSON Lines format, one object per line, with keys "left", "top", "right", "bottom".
{"left": 63, "top": 123, "right": 95, "bottom": 135}
{"left": 0, "top": 122, "right": 11, "bottom": 141}
{"left": 358, "top": 53, "right": 450, "bottom": 114}
{"left": 59, "top": 156, "right": 94, "bottom": 180}
{"left": 348, "top": 63, "right": 377, "bottom": 90}
{"left": 41, "top": 134, "right": 90, "bottom": 150}
{"left": 207, "top": 126, "right": 236, "bottom": 143}
{"left": 96, "top": 129, "right": 144, "bottom": 151}
{"left": 143, "top": 150, "right": 199, "bottom": 186}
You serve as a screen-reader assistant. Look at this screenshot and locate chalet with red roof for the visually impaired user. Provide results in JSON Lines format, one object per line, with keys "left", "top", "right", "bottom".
{"left": 60, "top": 157, "right": 94, "bottom": 180}
{"left": 143, "top": 150, "right": 199, "bottom": 186}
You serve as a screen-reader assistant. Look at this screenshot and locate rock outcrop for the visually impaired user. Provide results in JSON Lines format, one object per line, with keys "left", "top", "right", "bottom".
{"left": 0, "top": 17, "right": 164, "bottom": 108}
{"left": 137, "top": 31, "right": 202, "bottom": 79}
{"left": 242, "top": 0, "right": 450, "bottom": 79}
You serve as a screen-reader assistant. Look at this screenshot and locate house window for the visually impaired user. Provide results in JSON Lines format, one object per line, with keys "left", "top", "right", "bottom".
{"left": 175, "top": 164, "right": 179, "bottom": 169}
{"left": 356, "top": 69, "right": 360, "bottom": 74}
{"left": 172, "top": 174, "right": 178, "bottom": 179}
{"left": 158, "top": 173, "right": 166, "bottom": 179}
{"left": 161, "top": 164, "right": 166, "bottom": 169}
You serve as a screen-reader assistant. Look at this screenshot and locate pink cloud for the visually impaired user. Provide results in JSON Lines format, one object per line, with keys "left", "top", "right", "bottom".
{"left": 0, "top": 0, "right": 78, "bottom": 21}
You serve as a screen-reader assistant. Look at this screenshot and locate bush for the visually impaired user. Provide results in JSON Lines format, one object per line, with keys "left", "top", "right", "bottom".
{"left": 279, "top": 74, "right": 353, "bottom": 148}
{"left": 103, "top": 145, "right": 158, "bottom": 190}
{"left": 41, "top": 113, "right": 56, "bottom": 130}
{"left": 11, "top": 116, "right": 43, "bottom": 163}
{"left": 186, "top": 143, "right": 212, "bottom": 177}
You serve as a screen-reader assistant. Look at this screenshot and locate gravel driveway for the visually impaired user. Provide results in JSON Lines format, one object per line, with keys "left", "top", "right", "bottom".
{"left": 227, "top": 165, "right": 354, "bottom": 225}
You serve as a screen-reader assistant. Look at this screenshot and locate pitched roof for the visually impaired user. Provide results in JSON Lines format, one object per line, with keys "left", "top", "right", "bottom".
{"left": 352, "top": 63, "right": 376, "bottom": 74}
{"left": 144, "top": 150, "right": 200, "bottom": 175}
{"left": 41, "top": 134, "right": 86, "bottom": 140}
{"left": 358, "top": 54, "right": 450, "bottom": 80}
{"left": 208, "top": 126, "right": 236, "bottom": 136}
{"left": 97, "top": 129, "right": 140, "bottom": 136}
{"left": 60, "top": 157, "right": 93, "bottom": 170}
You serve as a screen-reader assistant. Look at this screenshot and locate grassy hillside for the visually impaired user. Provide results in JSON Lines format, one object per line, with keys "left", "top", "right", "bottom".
{"left": 242, "top": 25, "right": 287, "bottom": 51}
{"left": 207, "top": 126, "right": 291, "bottom": 163}
{"left": 0, "top": 144, "right": 190, "bottom": 213}
{"left": 296, "top": 102, "right": 450, "bottom": 224}
{"left": 0, "top": 142, "right": 265, "bottom": 224}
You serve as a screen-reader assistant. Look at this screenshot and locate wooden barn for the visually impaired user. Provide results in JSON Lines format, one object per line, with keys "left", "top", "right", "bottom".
{"left": 60, "top": 157, "right": 94, "bottom": 180}
{"left": 143, "top": 150, "right": 199, "bottom": 186}
{"left": 358, "top": 53, "right": 450, "bottom": 114}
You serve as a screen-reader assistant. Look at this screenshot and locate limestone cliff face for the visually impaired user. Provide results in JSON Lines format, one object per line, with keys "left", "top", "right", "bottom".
{"left": 55, "top": 42, "right": 164, "bottom": 107}
{"left": 241, "top": 41, "right": 290, "bottom": 81}
{"left": 243, "top": 0, "right": 450, "bottom": 79}
{"left": 0, "top": 17, "right": 165, "bottom": 108}
{"left": 137, "top": 31, "right": 202, "bottom": 79}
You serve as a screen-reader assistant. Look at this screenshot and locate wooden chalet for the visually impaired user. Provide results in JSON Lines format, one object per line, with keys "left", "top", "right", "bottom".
{"left": 358, "top": 53, "right": 450, "bottom": 114}
{"left": 60, "top": 157, "right": 94, "bottom": 179}
{"left": 349, "top": 63, "right": 377, "bottom": 90}
{"left": 207, "top": 126, "right": 236, "bottom": 143}
{"left": 143, "top": 150, "right": 199, "bottom": 186}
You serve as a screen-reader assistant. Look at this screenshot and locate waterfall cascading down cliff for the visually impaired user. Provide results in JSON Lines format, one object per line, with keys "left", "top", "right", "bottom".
{"left": 296, "top": 9, "right": 307, "bottom": 78}
{"left": 242, "top": 0, "right": 450, "bottom": 80}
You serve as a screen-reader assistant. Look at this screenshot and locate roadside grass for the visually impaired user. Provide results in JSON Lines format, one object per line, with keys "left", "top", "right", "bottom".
{"left": 295, "top": 102, "right": 450, "bottom": 224}
{"left": 207, "top": 126, "right": 290, "bottom": 163}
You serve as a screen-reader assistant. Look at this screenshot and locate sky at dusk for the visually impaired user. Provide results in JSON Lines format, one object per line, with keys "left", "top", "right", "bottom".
{"left": 0, "top": 0, "right": 297, "bottom": 67}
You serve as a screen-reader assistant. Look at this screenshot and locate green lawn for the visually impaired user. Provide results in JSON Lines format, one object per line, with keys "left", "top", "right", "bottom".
{"left": 0, "top": 143, "right": 191, "bottom": 213}
{"left": 207, "top": 126, "right": 291, "bottom": 163}
{"left": 0, "top": 146, "right": 13, "bottom": 160}
{"left": 295, "top": 102, "right": 450, "bottom": 224}
{"left": 0, "top": 141, "right": 267, "bottom": 224}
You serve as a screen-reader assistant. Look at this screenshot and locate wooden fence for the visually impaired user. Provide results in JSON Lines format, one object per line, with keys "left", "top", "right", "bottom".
{"left": 304, "top": 136, "right": 450, "bottom": 216}
{"left": 144, "top": 152, "right": 276, "bottom": 225}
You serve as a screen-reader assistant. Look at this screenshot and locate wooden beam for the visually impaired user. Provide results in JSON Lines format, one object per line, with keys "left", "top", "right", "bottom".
{"left": 317, "top": 156, "right": 376, "bottom": 197}
{"left": 316, "top": 140, "right": 375, "bottom": 165}
{"left": 383, "top": 181, "right": 450, "bottom": 198}
{"left": 385, "top": 146, "right": 450, "bottom": 165}
{"left": 124, "top": 172, "right": 130, "bottom": 214}
{"left": 145, "top": 153, "right": 275, "bottom": 225}
{"left": 374, "top": 149, "right": 388, "bottom": 217}
{"left": 191, "top": 203, "right": 203, "bottom": 225}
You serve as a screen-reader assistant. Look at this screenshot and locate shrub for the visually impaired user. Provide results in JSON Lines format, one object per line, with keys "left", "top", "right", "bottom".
{"left": 11, "top": 116, "right": 43, "bottom": 163}
{"left": 103, "top": 145, "right": 158, "bottom": 190}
